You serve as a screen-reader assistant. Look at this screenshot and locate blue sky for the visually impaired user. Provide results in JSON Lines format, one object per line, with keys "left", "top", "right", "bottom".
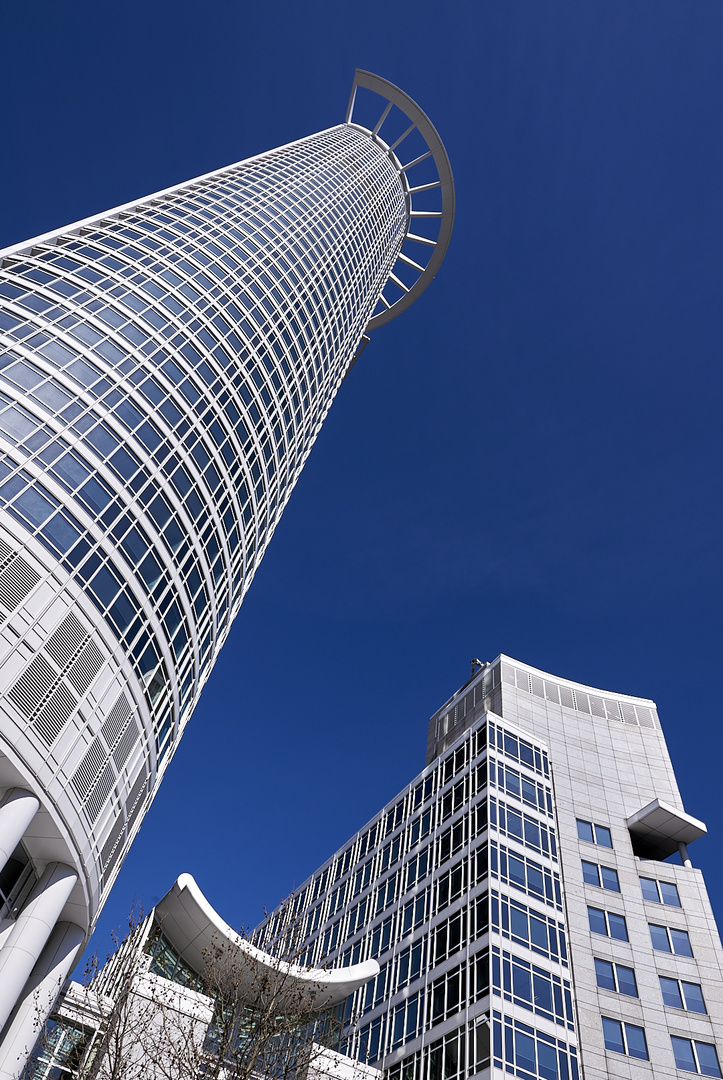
{"left": 2, "top": 0, "right": 723, "bottom": 958}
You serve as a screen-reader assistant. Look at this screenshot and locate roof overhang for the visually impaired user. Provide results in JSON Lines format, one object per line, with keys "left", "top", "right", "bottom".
{"left": 626, "top": 799, "right": 707, "bottom": 860}
{"left": 154, "top": 874, "right": 378, "bottom": 1009}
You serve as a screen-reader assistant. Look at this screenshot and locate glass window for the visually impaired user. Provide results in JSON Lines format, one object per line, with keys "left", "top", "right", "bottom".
{"left": 594, "top": 958, "right": 616, "bottom": 991}
{"left": 641, "top": 876, "right": 681, "bottom": 906}
{"left": 696, "top": 1044, "right": 723, "bottom": 1078}
{"left": 596, "top": 959, "right": 637, "bottom": 997}
{"left": 649, "top": 923, "right": 672, "bottom": 952}
{"left": 588, "top": 906, "right": 607, "bottom": 936}
{"left": 660, "top": 880, "right": 681, "bottom": 906}
{"left": 588, "top": 906, "right": 628, "bottom": 941}
{"left": 583, "top": 860, "right": 619, "bottom": 891}
{"left": 640, "top": 876, "right": 660, "bottom": 903}
{"left": 660, "top": 976, "right": 684, "bottom": 1008}
{"left": 608, "top": 912, "right": 628, "bottom": 941}
{"left": 683, "top": 982, "right": 707, "bottom": 1014}
{"left": 673, "top": 1038, "right": 700, "bottom": 1073}
{"left": 602, "top": 1018, "right": 647, "bottom": 1060}
{"left": 600, "top": 865, "right": 619, "bottom": 891}
{"left": 576, "top": 819, "right": 594, "bottom": 843}
{"left": 594, "top": 824, "right": 613, "bottom": 848}
{"left": 582, "top": 860, "right": 599, "bottom": 886}
{"left": 661, "top": 976, "right": 706, "bottom": 1013}
{"left": 625, "top": 1024, "right": 648, "bottom": 1061}
{"left": 601, "top": 1017, "right": 625, "bottom": 1055}
{"left": 671, "top": 1037, "right": 722, "bottom": 1077}
{"left": 671, "top": 927, "right": 694, "bottom": 956}
{"left": 576, "top": 818, "right": 613, "bottom": 847}
{"left": 616, "top": 964, "right": 638, "bottom": 997}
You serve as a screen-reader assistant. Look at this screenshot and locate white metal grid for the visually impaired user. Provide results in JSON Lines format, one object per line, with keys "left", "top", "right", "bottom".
{"left": 0, "top": 120, "right": 408, "bottom": 922}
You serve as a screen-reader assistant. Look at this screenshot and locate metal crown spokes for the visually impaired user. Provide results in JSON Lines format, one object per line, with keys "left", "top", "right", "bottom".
{"left": 345, "top": 70, "right": 455, "bottom": 331}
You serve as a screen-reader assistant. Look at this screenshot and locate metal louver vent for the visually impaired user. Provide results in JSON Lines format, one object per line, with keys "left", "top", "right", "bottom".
{"left": 101, "top": 693, "right": 133, "bottom": 751}
{"left": 113, "top": 723, "right": 138, "bottom": 772}
{"left": 46, "top": 613, "right": 88, "bottom": 669}
{"left": 637, "top": 707, "right": 655, "bottom": 729}
{"left": 100, "top": 821, "right": 125, "bottom": 878}
{"left": 125, "top": 770, "right": 149, "bottom": 832}
{"left": 85, "top": 763, "right": 115, "bottom": 822}
{"left": 500, "top": 660, "right": 657, "bottom": 731}
{"left": 0, "top": 558, "right": 40, "bottom": 612}
{"left": 9, "top": 655, "right": 57, "bottom": 717}
{"left": 71, "top": 738, "right": 106, "bottom": 799}
{"left": 0, "top": 537, "right": 15, "bottom": 566}
{"left": 34, "top": 683, "right": 77, "bottom": 745}
{"left": 67, "top": 641, "right": 104, "bottom": 695}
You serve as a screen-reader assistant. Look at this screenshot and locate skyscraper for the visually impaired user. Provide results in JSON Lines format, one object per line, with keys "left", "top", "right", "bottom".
{"left": 0, "top": 69, "right": 454, "bottom": 1066}
{"left": 257, "top": 655, "right": 723, "bottom": 1079}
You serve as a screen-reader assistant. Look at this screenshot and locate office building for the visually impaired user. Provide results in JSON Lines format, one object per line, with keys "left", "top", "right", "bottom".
{"left": 0, "top": 70, "right": 454, "bottom": 1074}
{"left": 257, "top": 655, "right": 723, "bottom": 1079}
{"left": 26, "top": 873, "right": 379, "bottom": 1080}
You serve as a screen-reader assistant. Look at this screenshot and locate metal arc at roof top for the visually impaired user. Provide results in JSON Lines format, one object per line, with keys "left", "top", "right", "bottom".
{"left": 346, "top": 70, "right": 455, "bottom": 332}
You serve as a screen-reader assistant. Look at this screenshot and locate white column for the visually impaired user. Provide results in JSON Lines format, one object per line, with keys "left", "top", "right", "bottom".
{"left": 0, "top": 921, "right": 84, "bottom": 1080}
{"left": 0, "top": 863, "right": 77, "bottom": 1034}
{"left": 0, "top": 790, "right": 39, "bottom": 876}
{"left": 678, "top": 841, "right": 693, "bottom": 868}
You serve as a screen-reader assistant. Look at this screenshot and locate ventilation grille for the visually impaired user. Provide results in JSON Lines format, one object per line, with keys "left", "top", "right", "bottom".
{"left": 7, "top": 612, "right": 106, "bottom": 746}
{"left": 0, "top": 554, "right": 40, "bottom": 613}
{"left": 69, "top": 689, "right": 141, "bottom": 825}
{"left": 0, "top": 537, "right": 15, "bottom": 566}
{"left": 9, "top": 655, "right": 57, "bottom": 717}
{"left": 67, "top": 641, "right": 104, "bottom": 695}
{"left": 499, "top": 662, "right": 659, "bottom": 730}
{"left": 71, "top": 738, "right": 106, "bottom": 799}
{"left": 101, "top": 694, "right": 133, "bottom": 751}
{"left": 46, "top": 612, "right": 87, "bottom": 668}
{"left": 113, "top": 724, "right": 138, "bottom": 772}
{"left": 100, "top": 821, "right": 125, "bottom": 879}
{"left": 34, "top": 683, "right": 77, "bottom": 745}
{"left": 85, "top": 763, "right": 115, "bottom": 823}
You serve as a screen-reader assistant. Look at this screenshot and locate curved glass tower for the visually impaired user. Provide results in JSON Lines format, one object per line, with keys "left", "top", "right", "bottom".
{"left": 0, "top": 70, "right": 454, "bottom": 1070}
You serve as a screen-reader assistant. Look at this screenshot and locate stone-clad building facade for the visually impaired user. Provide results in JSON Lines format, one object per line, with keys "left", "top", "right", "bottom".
{"left": 258, "top": 655, "right": 722, "bottom": 1080}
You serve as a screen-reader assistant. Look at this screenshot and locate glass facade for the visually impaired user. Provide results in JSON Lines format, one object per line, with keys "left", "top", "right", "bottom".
{"left": 256, "top": 654, "right": 723, "bottom": 1080}
{"left": 0, "top": 103, "right": 420, "bottom": 924}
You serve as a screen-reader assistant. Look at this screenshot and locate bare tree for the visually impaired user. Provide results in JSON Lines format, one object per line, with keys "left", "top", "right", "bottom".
{"left": 23, "top": 897, "right": 357, "bottom": 1080}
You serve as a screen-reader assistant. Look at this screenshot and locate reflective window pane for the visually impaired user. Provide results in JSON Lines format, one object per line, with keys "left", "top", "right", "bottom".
{"left": 594, "top": 958, "right": 615, "bottom": 991}
{"left": 660, "top": 976, "right": 683, "bottom": 1009}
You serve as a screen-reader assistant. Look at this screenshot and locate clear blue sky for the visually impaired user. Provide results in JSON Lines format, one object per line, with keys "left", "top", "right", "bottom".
{"left": 2, "top": 0, "right": 722, "bottom": 961}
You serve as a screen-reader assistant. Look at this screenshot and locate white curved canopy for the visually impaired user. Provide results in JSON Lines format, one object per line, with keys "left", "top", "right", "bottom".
{"left": 154, "top": 874, "right": 379, "bottom": 1009}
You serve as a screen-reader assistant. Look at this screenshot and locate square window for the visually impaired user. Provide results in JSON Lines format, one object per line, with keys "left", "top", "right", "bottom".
{"left": 660, "top": 976, "right": 684, "bottom": 1009}
{"left": 671, "top": 928, "right": 693, "bottom": 957}
{"left": 695, "top": 1042, "right": 722, "bottom": 1078}
{"left": 625, "top": 1024, "right": 648, "bottom": 1061}
{"left": 660, "top": 880, "right": 681, "bottom": 907}
{"left": 594, "top": 824, "right": 613, "bottom": 848}
{"left": 602, "top": 1017, "right": 625, "bottom": 1055}
{"left": 672, "top": 1037, "right": 698, "bottom": 1073}
{"left": 640, "top": 877, "right": 660, "bottom": 903}
{"left": 582, "top": 860, "right": 600, "bottom": 886}
{"left": 649, "top": 923, "right": 671, "bottom": 952}
{"left": 600, "top": 866, "right": 620, "bottom": 892}
{"left": 594, "top": 958, "right": 616, "bottom": 992}
{"left": 608, "top": 912, "right": 628, "bottom": 941}
{"left": 616, "top": 965, "right": 638, "bottom": 998}
{"left": 576, "top": 819, "right": 594, "bottom": 843}
{"left": 682, "top": 982, "right": 707, "bottom": 1014}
